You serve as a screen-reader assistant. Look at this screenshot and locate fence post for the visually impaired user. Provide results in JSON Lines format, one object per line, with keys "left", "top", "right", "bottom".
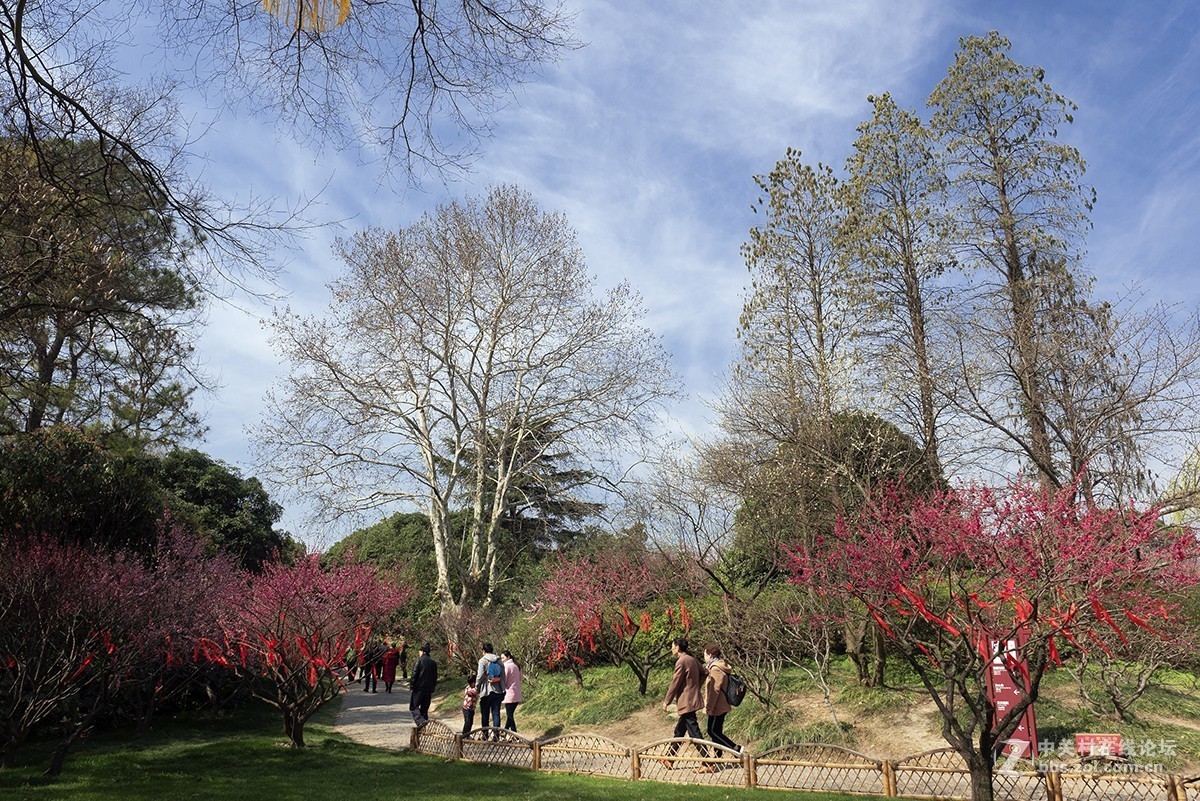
{"left": 1045, "top": 769, "right": 1063, "bottom": 801}
{"left": 454, "top": 733, "right": 463, "bottom": 761}
{"left": 745, "top": 751, "right": 757, "bottom": 788}
{"left": 409, "top": 726, "right": 419, "bottom": 752}
{"left": 882, "top": 760, "right": 897, "bottom": 797}
{"left": 631, "top": 751, "right": 641, "bottom": 781}
{"left": 532, "top": 741, "right": 541, "bottom": 771}
{"left": 1168, "top": 774, "right": 1182, "bottom": 801}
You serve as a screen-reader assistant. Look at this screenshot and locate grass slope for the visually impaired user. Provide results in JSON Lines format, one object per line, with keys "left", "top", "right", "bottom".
{"left": 0, "top": 697, "right": 872, "bottom": 801}
{"left": 476, "top": 657, "right": 1200, "bottom": 770}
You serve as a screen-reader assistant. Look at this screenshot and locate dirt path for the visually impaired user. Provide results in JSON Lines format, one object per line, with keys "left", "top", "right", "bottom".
{"left": 333, "top": 684, "right": 420, "bottom": 750}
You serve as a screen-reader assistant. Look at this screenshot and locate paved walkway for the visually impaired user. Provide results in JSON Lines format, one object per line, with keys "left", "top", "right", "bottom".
{"left": 334, "top": 683, "right": 427, "bottom": 750}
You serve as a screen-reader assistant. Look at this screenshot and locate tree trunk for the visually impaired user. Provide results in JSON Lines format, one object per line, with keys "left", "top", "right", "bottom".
{"left": 136, "top": 684, "right": 160, "bottom": 735}
{"left": 627, "top": 661, "right": 650, "bottom": 695}
{"left": 844, "top": 619, "right": 871, "bottom": 686}
{"left": 44, "top": 700, "right": 103, "bottom": 779}
{"left": 870, "top": 624, "right": 886, "bottom": 688}
{"left": 966, "top": 756, "right": 996, "bottom": 801}
{"left": 283, "top": 710, "right": 306, "bottom": 747}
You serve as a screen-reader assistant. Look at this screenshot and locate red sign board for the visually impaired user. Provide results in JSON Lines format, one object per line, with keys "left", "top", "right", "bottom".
{"left": 1075, "top": 733, "right": 1123, "bottom": 757}
{"left": 986, "top": 635, "right": 1038, "bottom": 759}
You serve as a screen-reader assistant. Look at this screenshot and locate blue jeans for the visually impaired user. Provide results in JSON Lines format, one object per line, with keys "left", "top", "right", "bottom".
{"left": 479, "top": 693, "right": 502, "bottom": 738}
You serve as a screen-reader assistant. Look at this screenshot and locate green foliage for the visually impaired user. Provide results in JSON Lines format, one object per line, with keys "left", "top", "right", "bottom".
{"left": 518, "top": 665, "right": 667, "bottom": 730}
{"left": 325, "top": 511, "right": 448, "bottom": 623}
{"left": 725, "top": 410, "right": 942, "bottom": 587}
{"left": 157, "top": 448, "right": 295, "bottom": 571}
{"left": 836, "top": 683, "right": 918, "bottom": 715}
{"left": 0, "top": 137, "right": 203, "bottom": 449}
{"left": 0, "top": 426, "right": 161, "bottom": 552}
{"left": 732, "top": 700, "right": 824, "bottom": 752}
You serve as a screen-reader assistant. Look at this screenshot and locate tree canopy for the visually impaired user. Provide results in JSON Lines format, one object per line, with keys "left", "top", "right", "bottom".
{"left": 257, "top": 184, "right": 678, "bottom": 611}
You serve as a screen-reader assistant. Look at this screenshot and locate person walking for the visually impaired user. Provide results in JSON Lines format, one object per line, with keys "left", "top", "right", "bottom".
{"left": 500, "top": 649, "right": 523, "bottom": 732}
{"left": 409, "top": 643, "right": 438, "bottom": 728}
{"left": 461, "top": 680, "right": 480, "bottom": 736}
{"left": 382, "top": 640, "right": 401, "bottom": 693}
{"left": 701, "top": 644, "right": 741, "bottom": 761}
{"left": 474, "top": 643, "right": 506, "bottom": 740}
{"left": 398, "top": 637, "right": 409, "bottom": 681}
{"left": 660, "top": 636, "right": 705, "bottom": 768}
{"left": 362, "top": 640, "right": 383, "bottom": 692}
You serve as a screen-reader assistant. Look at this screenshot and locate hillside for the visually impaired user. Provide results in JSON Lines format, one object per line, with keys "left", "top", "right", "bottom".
{"left": 430, "top": 661, "right": 1200, "bottom": 773}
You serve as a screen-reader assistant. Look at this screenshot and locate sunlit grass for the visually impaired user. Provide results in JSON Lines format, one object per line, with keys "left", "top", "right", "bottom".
{"left": 0, "top": 699, "right": 877, "bottom": 801}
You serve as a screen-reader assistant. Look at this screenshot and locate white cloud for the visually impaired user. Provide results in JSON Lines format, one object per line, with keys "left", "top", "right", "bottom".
{"left": 167, "top": 0, "right": 1200, "bottom": 543}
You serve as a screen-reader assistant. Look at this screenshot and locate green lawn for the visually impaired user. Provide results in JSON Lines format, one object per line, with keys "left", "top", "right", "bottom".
{"left": 0, "top": 699, "right": 877, "bottom": 801}
{"left": 7, "top": 659, "right": 1200, "bottom": 800}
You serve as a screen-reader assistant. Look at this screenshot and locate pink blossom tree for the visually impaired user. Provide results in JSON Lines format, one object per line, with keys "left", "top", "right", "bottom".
{"left": 535, "top": 545, "right": 701, "bottom": 694}
{"left": 0, "top": 536, "right": 154, "bottom": 774}
{"left": 792, "top": 480, "right": 1199, "bottom": 801}
{"left": 228, "top": 554, "right": 412, "bottom": 747}
{"left": 118, "top": 528, "right": 243, "bottom": 734}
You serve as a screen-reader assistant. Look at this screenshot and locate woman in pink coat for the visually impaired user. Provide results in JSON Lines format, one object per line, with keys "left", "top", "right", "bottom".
{"left": 500, "top": 650, "right": 523, "bottom": 732}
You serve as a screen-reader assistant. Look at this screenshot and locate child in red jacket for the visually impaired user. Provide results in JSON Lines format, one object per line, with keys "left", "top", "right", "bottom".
{"left": 461, "top": 682, "right": 479, "bottom": 736}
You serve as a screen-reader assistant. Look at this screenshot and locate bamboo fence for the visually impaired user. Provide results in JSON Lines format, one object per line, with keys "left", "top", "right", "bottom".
{"left": 409, "top": 724, "right": 1199, "bottom": 801}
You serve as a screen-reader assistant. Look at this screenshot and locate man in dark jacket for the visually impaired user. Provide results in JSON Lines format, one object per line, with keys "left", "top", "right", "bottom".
{"left": 409, "top": 643, "right": 438, "bottom": 727}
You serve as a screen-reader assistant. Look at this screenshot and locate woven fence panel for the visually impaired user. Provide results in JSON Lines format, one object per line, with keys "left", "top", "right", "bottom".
{"left": 635, "top": 738, "right": 745, "bottom": 787}
{"left": 1059, "top": 773, "right": 1172, "bottom": 801}
{"left": 539, "top": 734, "right": 630, "bottom": 778}
{"left": 755, "top": 744, "right": 886, "bottom": 795}
{"left": 1180, "top": 776, "right": 1200, "bottom": 801}
{"left": 994, "top": 770, "right": 1050, "bottom": 801}
{"left": 894, "top": 748, "right": 972, "bottom": 799}
{"left": 412, "top": 720, "right": 457, "bottom": 759}
{"left": 461, "top": 728, "right": 535, "bottom": 769}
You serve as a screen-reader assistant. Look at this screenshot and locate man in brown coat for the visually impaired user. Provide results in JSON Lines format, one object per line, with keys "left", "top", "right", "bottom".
{"left": 661, "top": 636, "right": 706, "bottom": 764}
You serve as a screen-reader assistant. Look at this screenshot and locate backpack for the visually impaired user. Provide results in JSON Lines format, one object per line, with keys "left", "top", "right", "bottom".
{"left": 486, "top": 659, "right": 504, "bottom": 686}
{"left": 725, "top": 672, "right": 747, "bottom": 707}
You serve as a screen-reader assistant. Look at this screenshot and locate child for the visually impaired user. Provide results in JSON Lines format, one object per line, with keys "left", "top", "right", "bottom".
{"left": 461, "top": 681, "right": 479, "bottom": 736}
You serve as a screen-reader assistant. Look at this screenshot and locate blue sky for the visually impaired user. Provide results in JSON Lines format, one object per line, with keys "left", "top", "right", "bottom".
{"left": 185, "top": 1, "right": 1200, "bottom": 544}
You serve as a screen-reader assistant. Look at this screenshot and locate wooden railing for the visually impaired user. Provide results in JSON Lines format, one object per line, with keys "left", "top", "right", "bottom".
{"left": 410, "top": 722, "right": 1197, "bottom": 801}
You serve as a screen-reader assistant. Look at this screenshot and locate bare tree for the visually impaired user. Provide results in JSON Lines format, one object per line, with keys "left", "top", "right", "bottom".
{"left": 255, "top": 184, "right": 677, "bottom": 612}
{"left": 2, "top": 0, "right": 575, "bottom": 284}
{"left": 926, "top": 33, "right": 1200, "bottom": 505}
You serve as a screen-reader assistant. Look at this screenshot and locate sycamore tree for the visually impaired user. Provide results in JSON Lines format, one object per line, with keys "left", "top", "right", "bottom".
{"left": 227, "top": 554, "right": 411, "bottom": 747}
{"left": 793, "top": 478, "right": 1199, "bottom": 801}
{"left": 256, "top": 185, "right": 677, "bottom": 612}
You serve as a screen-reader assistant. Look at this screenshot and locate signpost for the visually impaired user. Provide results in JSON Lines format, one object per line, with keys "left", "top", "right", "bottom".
{"left": 986, "top": 633, "right": 1038, "bottom": 759}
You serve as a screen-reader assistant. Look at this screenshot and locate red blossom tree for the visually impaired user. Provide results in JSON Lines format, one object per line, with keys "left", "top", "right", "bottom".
{"left": 535, "top": 544, "right": 701, "bottom": 694}
{"left": 0, "top": 536, "right": 154, "bottom": 774}
{"left": 118, "top": 528, "right": 243, "bottom": 735}
{"left": 792, "top": 479, "right": 1199, "bottom": 801}
{"left": 227, "top": 554, "right": 412, "bottom": 747}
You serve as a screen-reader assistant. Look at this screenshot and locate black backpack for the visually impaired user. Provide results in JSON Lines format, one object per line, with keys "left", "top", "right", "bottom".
{"left": 725, "top": 672, "right": 747, "bottom": 707}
